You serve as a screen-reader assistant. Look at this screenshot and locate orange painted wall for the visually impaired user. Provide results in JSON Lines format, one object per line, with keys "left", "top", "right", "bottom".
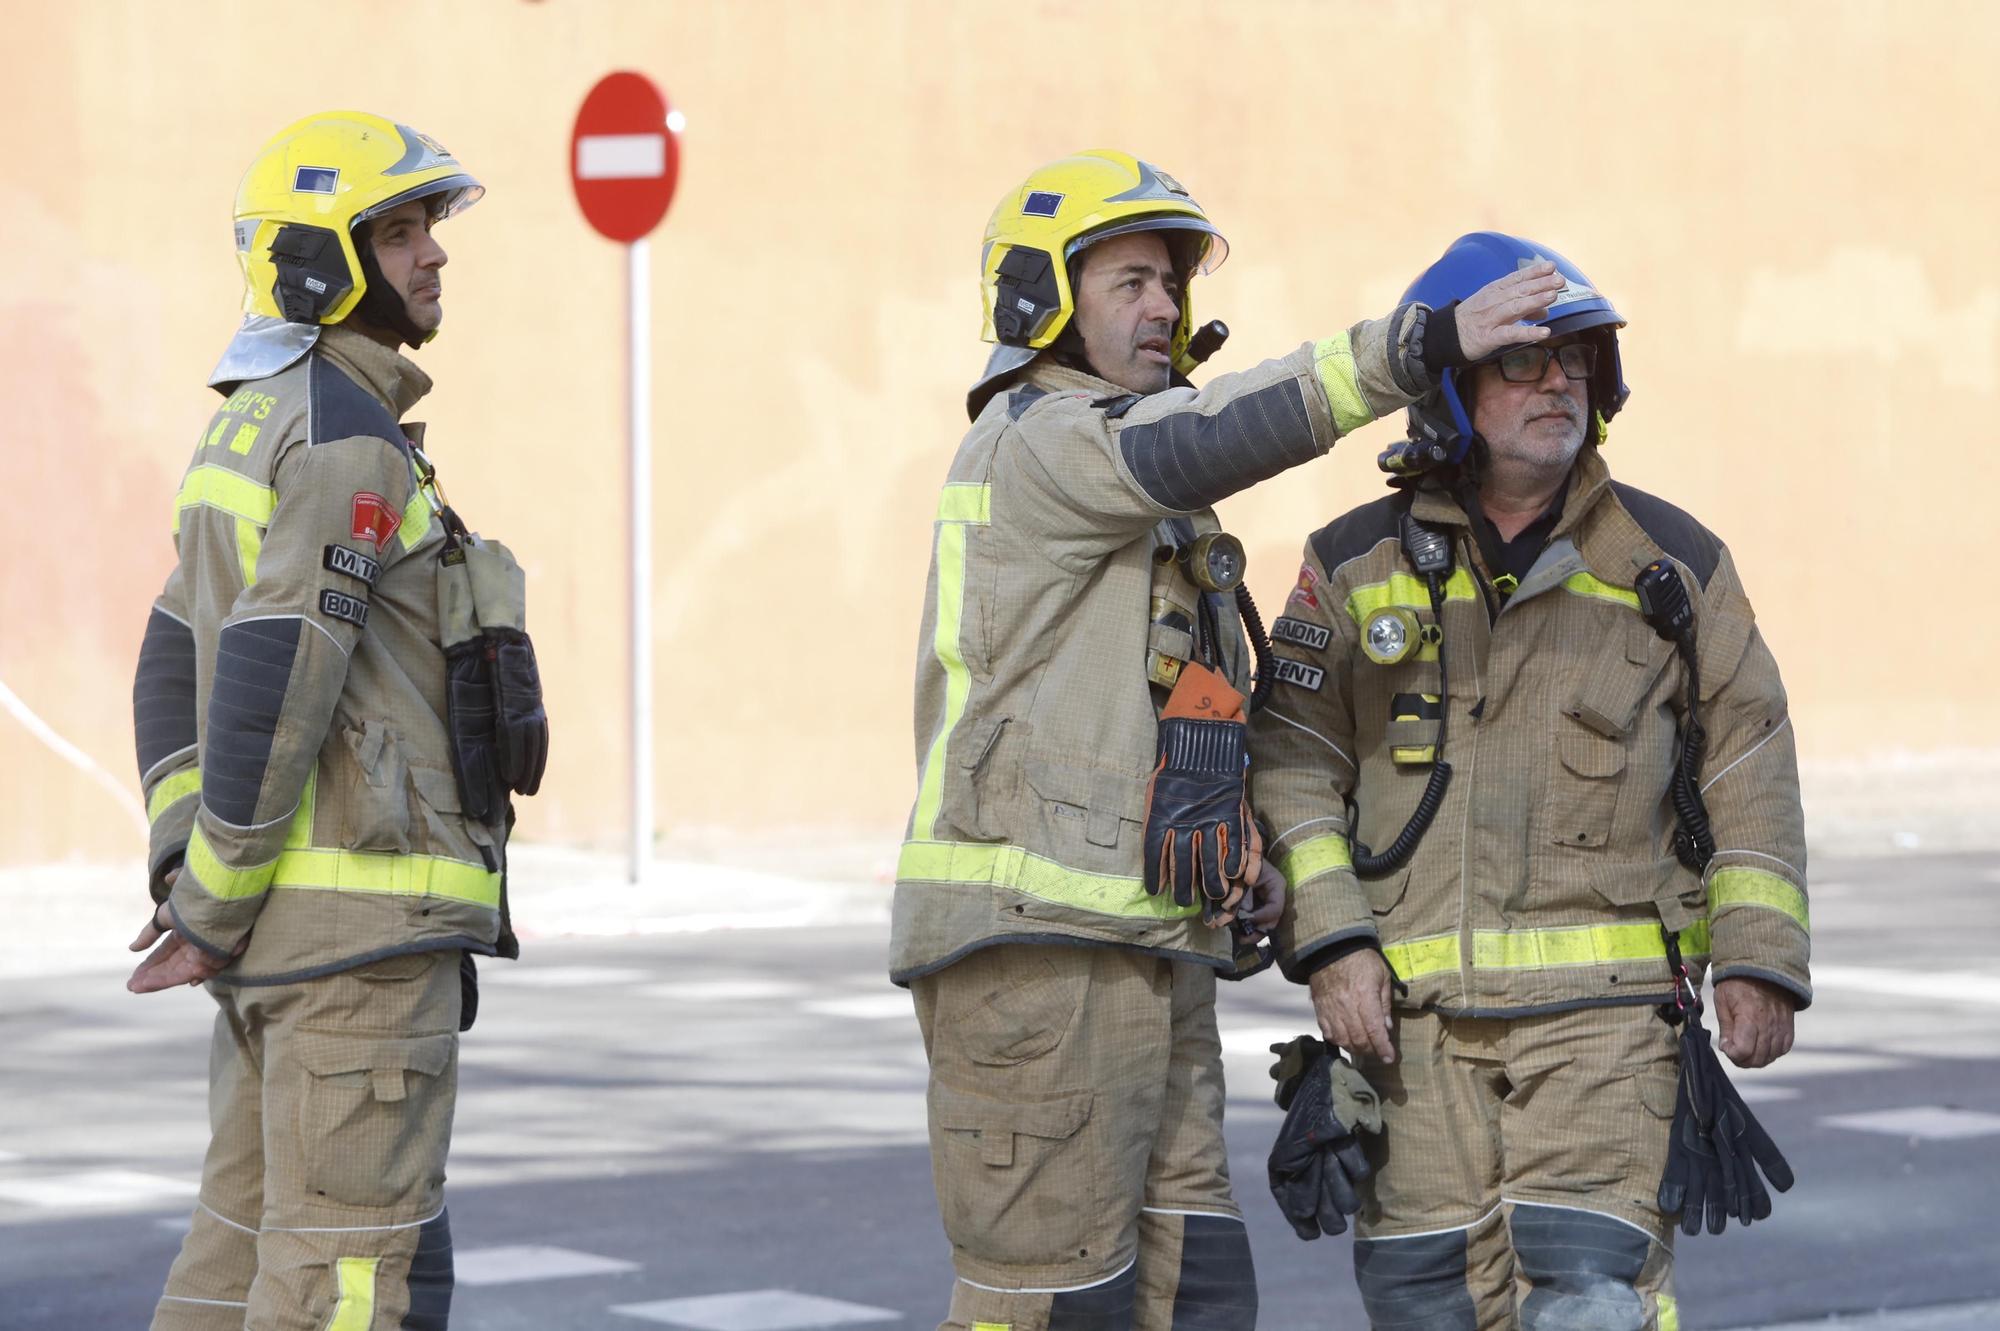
{"left": 3, "top": 1, "right": 1995, "bottom": 867}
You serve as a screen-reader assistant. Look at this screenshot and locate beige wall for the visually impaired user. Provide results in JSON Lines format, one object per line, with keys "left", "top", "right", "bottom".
{"left": 3, "top": 0, "right": 1996, "bottom": 869}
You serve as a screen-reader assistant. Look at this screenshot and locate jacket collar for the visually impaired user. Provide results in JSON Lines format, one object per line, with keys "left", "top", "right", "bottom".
{"left": 1407, "top": 448, "right": 1649, "bottom": 588}
{"left": 316, "top": 324, "right": 433, "bottom": 417}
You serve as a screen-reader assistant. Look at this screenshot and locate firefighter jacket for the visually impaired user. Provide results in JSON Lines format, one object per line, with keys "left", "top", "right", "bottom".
{"left": 891, "top": 313, "right": 1431, "bottom": 985}
{"left": 1249, "top": 446, "right": 1812, "bottom": 1015}
{"left": 132, "top": 324, "right": 513, "bottom": 984}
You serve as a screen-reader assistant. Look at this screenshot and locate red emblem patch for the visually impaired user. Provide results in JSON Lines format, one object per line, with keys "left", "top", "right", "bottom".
{"left": 1289, "top": 561, "right": 1321, "bottom": 611}
{"left": 350, "top": 492, "right": 402, "bottom": 552}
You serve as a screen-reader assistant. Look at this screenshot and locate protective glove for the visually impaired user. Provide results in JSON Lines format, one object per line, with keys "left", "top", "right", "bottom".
{"left": 1143, "top": 662, "right": 1257, "bottom": 920}
{"left": 1267, "top": 1035, "right": 1381, "bottom": 1240}
{"left": 1658, "top": 1017, "right": 1794, "bottom": 1235}
{"left": 446, "top": 639, "right": 505, "bottom": 823}
{"left": 488, "top": 628, "right": 549, "bottom": 796}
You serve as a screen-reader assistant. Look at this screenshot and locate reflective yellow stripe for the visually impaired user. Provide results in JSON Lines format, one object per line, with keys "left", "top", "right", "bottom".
{"left": 1345, "top": 568, "right": 1478, "bottom": 625}
{"left": 911, "top": 487, "right": 990, "bottom": 840}
{"left": 270, "top": 848, "right": 502, "bottom": 908}
{"left": 235, "top": 516, "right": 262, "bottom": 585}
{"left": 1312, "top": 332, "right": 1374, "bottom": 435}
{"left": 172, "top": 465, "right": 275, "bottom": 533}
{"left": 1560, "top": 571, "right": 1639, "bottom": 609}
{"left": 973, "top": 1324, "right": 1011, "bottom": 1331}
{"left": 146, "top": 768, "right": 203, "bottom": 824}
{"left": 399, "top": 485, "right": 433, "bottom": 550}
{"left": 1709, "top": 867, "right": 1809, "bottom": 931}
{"left": 326, "top": 1256, "right": 379, "bottom": 1331}
{"left": 936, "top": 482, "right": 992, "bottom": 525}
{"left": 1657, "top": 1293, "right": 1679, "bottom": 1331}
{"left": 1276, "top": 833, "right": 1353, "bottom": 888}
{"left": 227, "top": 422, "right": 261, "bottom": 454}
{"left": 183, "top": 825, "right": 278, "bottom": 902}
{"left": 1382, "top": 919, "right": 1713, "bottom": 982}
{"left": 898, "top": 840, "right": 1200, "bottom": 921}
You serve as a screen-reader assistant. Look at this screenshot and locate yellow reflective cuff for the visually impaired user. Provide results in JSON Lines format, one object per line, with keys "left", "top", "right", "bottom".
{"left": 172, "top": 465, "right": 276, "bottom": 534}
{"left": 935, "top": 482, "right": 992, "bottom": 525}
{"left": 1657, "top": 1293, "right": 1680, "bottom": 1331}
{"left": 1560, "top": 571, "right": 1640, "bottom": 609}
{"left": 147, "top": 768, "right": 203, "bottom": 824}
{"left": 1313, "top": 332, "right": 1375, "bottom": 435}
{"left": 1345, "top": 569, "right": 1477, "bottom": 625}
{"left": 326, "top": 1256, "right": 379, "bottom": 1331}
{"left": 270, "top": 848, "right": 502, "bottom": 908}
{"left": 898, "top": 840, "right": 1200, "bottom": 921}
{"left": 1708, "top": 867, "right": 1809, "bottom": 931}
{"left": 183, "top": 825, "right": 278, "bottom": 902}
{"left": 1275, "top": 833, "right": 1353, "bottom": 889}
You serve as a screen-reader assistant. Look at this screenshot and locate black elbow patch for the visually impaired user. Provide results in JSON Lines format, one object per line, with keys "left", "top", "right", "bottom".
{"left": 133, "top": 609, "right": 199, "bottom": 779}
{"left": 1117, "top": 381, "right": 1315, "bottom": 510}
{"left": 202, "top": 617, "right": 303, "bottom": 827}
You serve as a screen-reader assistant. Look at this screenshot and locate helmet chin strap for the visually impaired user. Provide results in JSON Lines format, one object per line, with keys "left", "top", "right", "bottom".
{"left": 350, "top": 235, "right": 428, "bottom": 349}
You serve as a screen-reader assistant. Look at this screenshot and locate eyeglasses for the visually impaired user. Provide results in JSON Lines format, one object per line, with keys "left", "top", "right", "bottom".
{"left": 1494, "top": 341, "right": 1598, "bottom": 384}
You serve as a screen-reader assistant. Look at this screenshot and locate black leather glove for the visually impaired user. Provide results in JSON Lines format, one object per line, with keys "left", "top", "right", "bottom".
{"left": 446, "top": 638, "right": 505, "bottom": 823}
{"left": 1267, "top": 1036, "right": 1381, "bottom": 1240}
{"left": 1658, "top": 1017, "right": 1794, "bottom": 1235}
{"left": 1143, "top": 663, "right": 1252, "bottom": 917}
{"left": 489, "top": 628, "right": 548, "bottom": 797}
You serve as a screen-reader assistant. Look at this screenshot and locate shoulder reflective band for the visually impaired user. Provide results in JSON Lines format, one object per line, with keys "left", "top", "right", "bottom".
{"left": 147, "top": 767, "right": 203, "bottom": 824}
{"left": 1708, "top": 866, "right": 1809, "bottom": 931}
{"left": 908, "top": 485, "right": 993, "bottom": 843}
{"left": 898, "top": 839, "right": 1200, "bottom": 921}
{"left": 1312, "top": 331, "right": 1373, "bottom": 436}
{"left": 326, "top": 1257, "right": 380, "bottom": 1331}
{"left": 1381, "top": 919, "right": 1714, "bottom": 982}
{"left": 1560, "top": 571, "right": 1641, "bottom": 609}
{"left": 171, "top": 465, "right": 276, "bottom": 533}
{"left": 1274, "top": 832, "right": 1352, "bottom": 889}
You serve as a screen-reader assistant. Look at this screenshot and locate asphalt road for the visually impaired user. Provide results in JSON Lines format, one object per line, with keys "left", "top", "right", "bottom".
{"left": 3, "top": 851, "right": 1997, "bottom": 1330}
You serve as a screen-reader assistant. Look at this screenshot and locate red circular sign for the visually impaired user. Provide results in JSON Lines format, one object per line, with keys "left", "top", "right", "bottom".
{"left": 570, "top": 72, "right": 681, "bottom": 243}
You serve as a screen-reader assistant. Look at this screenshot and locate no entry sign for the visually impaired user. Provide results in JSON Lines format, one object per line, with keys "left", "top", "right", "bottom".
{"left": 571, "top": 72, "right": 681, "bottom": 242}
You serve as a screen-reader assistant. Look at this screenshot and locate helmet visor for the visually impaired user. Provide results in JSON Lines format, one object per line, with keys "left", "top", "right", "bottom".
{"left": 1067, "top": 215, "right": 1229, "bottom": 275}
{"left": 353, "top": 172, "right": 485, "bottom": 227}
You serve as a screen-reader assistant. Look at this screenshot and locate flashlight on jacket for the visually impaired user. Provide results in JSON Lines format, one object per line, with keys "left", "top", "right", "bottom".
{"left": 1181, "top": 532, "right": 1247, "bottom": 593}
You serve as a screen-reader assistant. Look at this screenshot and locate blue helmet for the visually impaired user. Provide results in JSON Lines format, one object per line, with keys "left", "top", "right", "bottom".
{"left": 1390, "top": 231, "right": 1629, "bottom": 474}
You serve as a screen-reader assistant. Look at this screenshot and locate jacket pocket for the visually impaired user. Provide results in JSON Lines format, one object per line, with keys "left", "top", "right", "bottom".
{"left": 341, "top": 719, "right": 412, "bottom": 853}
{"left": 943, "top": 715, "right": 1013, "bottom": 842}
{"left": 947, "top": 954, "right": 1088, "bottom": 1067}
{"left": 928, "top": 1080, "right": 1097, "bottom": 1265}
{"left": 1026, "top": 757, "right": 1149, "bottom": 852}
{"left": 1545, "top": 727, "right": 1626, "bottom": 848}
{"left": 1363, "top": 863, "right": 1411, "bottom": 917}
{"left": 296, "top": 1030, "right": 457, "bottom": 1209}
{"left": 1565, "top": 622, "right": 1673, "bottom": 738}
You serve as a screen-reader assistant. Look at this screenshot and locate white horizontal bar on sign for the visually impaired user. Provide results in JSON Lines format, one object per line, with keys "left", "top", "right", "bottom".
{"left": 577, "top": 133, "right": 666, "bottom": 180}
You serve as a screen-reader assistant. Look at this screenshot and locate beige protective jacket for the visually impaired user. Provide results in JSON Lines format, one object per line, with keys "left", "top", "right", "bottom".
{"left": 1249, "top": 447, "right": 1811, "bottom": 1014}
{"left": 133, "top": 325, "right": 513, "bottom": 984}
{"left": 891, "top": 315, "right": 1429, "bottom": 985}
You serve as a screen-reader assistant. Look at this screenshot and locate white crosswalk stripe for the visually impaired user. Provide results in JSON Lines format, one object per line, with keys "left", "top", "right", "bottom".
{"left": 611, "top": 1289, "right": 900, "bottom": 1328}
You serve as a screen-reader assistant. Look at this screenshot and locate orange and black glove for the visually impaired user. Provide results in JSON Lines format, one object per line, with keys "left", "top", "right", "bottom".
{"left": 1143, "top": 662, "right": 1261, "bottom": 921}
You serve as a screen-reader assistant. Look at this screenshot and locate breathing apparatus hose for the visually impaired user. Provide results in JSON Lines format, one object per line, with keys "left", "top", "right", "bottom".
{"left": 1237, "top": 584, "right": 1276, "bottom": 715}
{"left": 1354, "top": 572, "right": 1454, "bottom": 879}
{"left": 1668, "top": 636, "right": 1715, "bottom": 872}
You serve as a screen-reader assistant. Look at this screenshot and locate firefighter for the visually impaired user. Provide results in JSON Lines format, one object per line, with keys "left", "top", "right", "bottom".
{"left": 892, "top": 155, "right": 1565, "bottom": 1331}
{"left": 1250, "top": 231, "right": 1809, "bottom": 1330}
{"left": 129, "top": 110, "right": 546, "bottom": 1331}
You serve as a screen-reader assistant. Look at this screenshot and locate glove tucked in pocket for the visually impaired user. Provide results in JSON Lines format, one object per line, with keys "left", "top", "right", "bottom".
{"left": 1143, "top": 662, "right": 1259, "bottom": 920}
{"left": 439, "top": 537, "right": 549, "bottom": 820}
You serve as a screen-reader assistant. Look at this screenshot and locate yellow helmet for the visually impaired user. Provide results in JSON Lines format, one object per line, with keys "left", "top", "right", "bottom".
{"left": 972, "top": 151, "right": 1227, "bottom": 413}
{"left": 232, "top": 110, "right": 483, "bottom": 327}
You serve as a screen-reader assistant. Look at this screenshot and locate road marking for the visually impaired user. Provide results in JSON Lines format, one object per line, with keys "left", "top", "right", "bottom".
{"left": 801, "top": 994, "right": 914, "bottom": 1020}
{"left": 640, "top": 979, "right": 806, "bottom": 1002}
{"left": 1812, "top": 965, "right": 2000, "bottom": 1007}
{"left": 0, "top": 1150, "right": 21, "bottom": 1163}
{"left": 456, "top": 1244, "right": 640, "bottom": 1286}
{"left": 1732, "top": 1084, "right": 1800, "bottom": 1103}
{"left": 1219, "top": 1025, "right": 1311, "bottom": 1056}
{"left": 0, "top": 1169, "right": 198, "bottom": 1209}
{"left": 484, "top": 966, "right": 655, "bottom": 988}
{"left": 1732, "top": 1049, "right": 1904, "bottom": 1083}
{"left": 611, "top": 1288, "right": 900, "bottom": 1328}
{"left": 1820, "top": 1106, "right": 2000, "bottom": 1141}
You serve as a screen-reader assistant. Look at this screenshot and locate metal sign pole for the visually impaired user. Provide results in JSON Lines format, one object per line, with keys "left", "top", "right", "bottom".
{"left": 628, "top": 236, "right": 653, "bottom": 885}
